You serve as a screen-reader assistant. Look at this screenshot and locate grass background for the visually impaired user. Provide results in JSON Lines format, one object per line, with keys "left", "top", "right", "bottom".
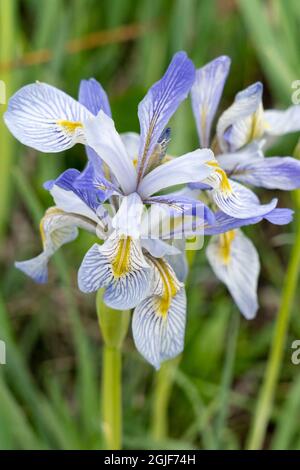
{"left": 0, "top": 0, "right": 300, "bottom": 449}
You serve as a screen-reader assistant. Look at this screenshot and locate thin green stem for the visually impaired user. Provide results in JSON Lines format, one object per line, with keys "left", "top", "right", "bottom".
{"left": 102, "top": 345, "right": 122, "bottom": 450}
{"left": 96, "top": 290, "right": 130, "bottom": 450}
{"left": 0, "top": 0, "right": 16, "bottom": 242}
{"left": 247, "top": 188, "right": 300, "bottom": 449}
{"left": 151, "top": 358, "right": 179, "bottom": 441}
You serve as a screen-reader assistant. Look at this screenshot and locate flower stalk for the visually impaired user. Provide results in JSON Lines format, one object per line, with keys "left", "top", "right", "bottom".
{"left": 151, "top": 357, "right": 179, "bottom": 442}
{"left": 96, "top": 290, "right": 130, "bottom": 450}
{"left": 247, "top": 142, "right": 300, "bottom": 450}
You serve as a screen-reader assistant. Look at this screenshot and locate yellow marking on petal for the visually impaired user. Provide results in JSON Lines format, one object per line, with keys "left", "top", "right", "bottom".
{"left": 207, "top": 161, "right": 232, "bottom": 193}
{"left": 132, "top": 157, "right": 138, "bottom": 168}
{"left": 219, "top": 230, "right": 236, "bottom": 264}
{"left": 161, "top": 154, "right": 173, "bottom": 164}
{"left": 101, "top": 162, "right": 112, "bottom": 183}
{"left": 111, "top": 237, "right": 132, "bottom": 278}
{"left": 200, "top": 106, "right": 207, "bottom": 142}
{"left": 152, "top": 258, "right": 179, "bottom": 318}
{"left": 137, "top": 122, "right": 155, "bottom": 182}
{"left": 247, "top": 104, "right": 265, "bottom": 143}
{"left": 57, "top": 120, "right": 83, "bottom": 134}
{"left": 39, "top": 208, "right": 64, "bottom": 246}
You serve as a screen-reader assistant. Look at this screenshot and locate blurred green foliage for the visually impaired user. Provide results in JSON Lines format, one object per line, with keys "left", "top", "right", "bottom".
{"left": 0, "top": 0, "right": 299, "bottom": 450}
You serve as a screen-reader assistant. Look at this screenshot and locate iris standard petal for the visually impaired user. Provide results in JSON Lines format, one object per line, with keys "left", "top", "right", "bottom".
{"left": 15, "top": 207, "right": 96, "bottom": 283}
{"left": 4, "top": 82, "right": 91, "bottom": 152}
{"left": 132, "top": 257, "right": 186, "bottom": 369}
{"left": 79, "top": 78, "right": 111, "bottom": 117}
{"left": 264, "top": 105, "right": 300, "bottom": 136}
{"left": 217, "top": 82, "right": 263, "bottom": 152}
{"left": 206, "top": 230, "right": 260, "bottom": 319}
{"left": 229, "top": 156, "right": 300, "bottom": 190}
{"left": 191, "top": 55, "right": 231, "bottom": 147}
{"left": 84, "top": 110, "right": 137, "bottom": 194}
{"left": 138, "top": 149, "right": 215, "bottom": 198}
{"left": 78, "top": 235, "right": 151, "bottom": 309}
{"left": 137, "top": 51, "right": 195, "bottom": 179}
{"left": 79, "top": 77, "right": 112, "bottom": 165}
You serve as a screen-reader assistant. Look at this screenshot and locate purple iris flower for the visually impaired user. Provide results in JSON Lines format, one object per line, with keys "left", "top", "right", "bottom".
{"left": 189, "top": 55, "right": 300, "bottom": 319}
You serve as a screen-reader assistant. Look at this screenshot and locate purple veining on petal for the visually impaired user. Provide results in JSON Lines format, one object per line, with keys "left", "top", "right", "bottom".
{"left": 230, "top": 156, "right": 300, "bottom": 190}
{"left": 204, "top": 207, "right": 293, "bottom": 235}
{"left": 44, "top": 167, "right": 103, "bottom": 211}
{"left": 79, "top": 78, "right": 112, "bottom": 167}
{"left": 137, "top": 51, "right": 195, "bottom": 179}
{"left": 191, "top": 55, "right": 231, "bottom": 147}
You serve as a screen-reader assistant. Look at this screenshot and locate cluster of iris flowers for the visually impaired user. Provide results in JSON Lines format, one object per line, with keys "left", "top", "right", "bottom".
{"left": 5, "top": 52, "right": 300, "bottom": 369}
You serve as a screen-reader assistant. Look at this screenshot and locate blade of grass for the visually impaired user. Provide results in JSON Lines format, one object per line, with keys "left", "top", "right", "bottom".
{"left": 271, "top": 373, "right": 300, "bottom": 449}
{"left": 0, "top": 373, "right": 42, "bottom": 450}
{"left": 0, "top": 294, "right": 80, "bottom": 449}
{"left": 175, "top": 369, "right": 217, "bottom": 449}
{"left": 214, "top": 311, "right": 240, "bottom": 449}
{"left": 238, "top": 0, "right": 296, "bottom": 103}
{"left": 0, "top": 0, "right": 16, "bottom": 241}
{"left": 271, "top": 0, "right": 299, "bottom": 73}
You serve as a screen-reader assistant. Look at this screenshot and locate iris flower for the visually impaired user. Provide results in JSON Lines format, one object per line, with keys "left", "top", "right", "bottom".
{"left": 190, "top": 55, "right": 300, "bottom": 318}
{"left": 5, "top": 51, "right": 219, "bottom": 368}
{"left": 14, "top": 164, "right": 210, "bottom": 368}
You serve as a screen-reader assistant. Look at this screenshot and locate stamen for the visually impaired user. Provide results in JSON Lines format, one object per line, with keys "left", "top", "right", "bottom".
{"left": 200, "top": 106, "right": 207, "bottom": 142}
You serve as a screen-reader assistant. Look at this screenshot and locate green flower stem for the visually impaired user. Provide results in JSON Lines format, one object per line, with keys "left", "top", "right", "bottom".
{"left": 0, "top": 0, "right": 16, "bottom": 242}
{"left": 151, "top": 357, "right": 179, "bottom": 441}
{"left": 101, "top": 345, "right": 122, "bottom": 450}
{"left": 96, "top": 290, "right": 130, "bottom": 450}
{"left": 247, "top": 145, "right": 300, "bottom": 450}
